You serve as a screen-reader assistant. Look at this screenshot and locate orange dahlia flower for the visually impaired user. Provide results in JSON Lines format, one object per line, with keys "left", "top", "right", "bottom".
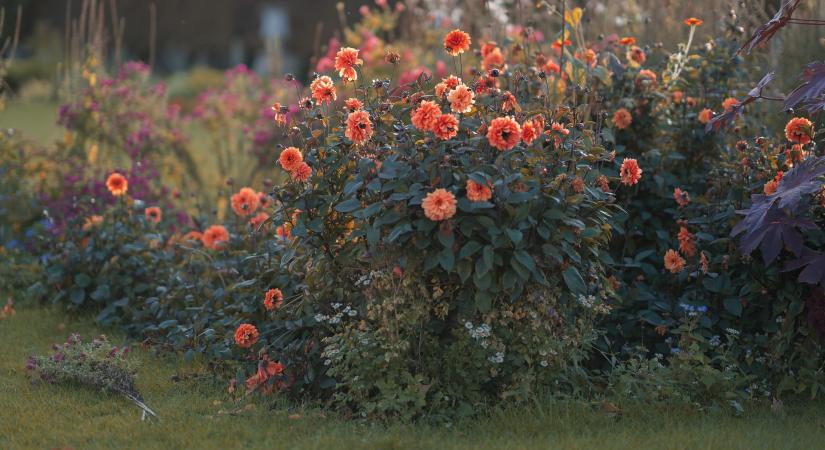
{"left": 106, "top": 172, "right": 128, "bottom": 196}
{"left": 673, "top": 187, "right": 690, "bottom": 207}
{"left": 664, "top": 249, "right": 686, "bottom": 273}
{"left": 620, "top": 158, "right": 642, "bottom": 186}
{"left": 612, "top": 108, "right": 632, "bottom": 129}
{"left": 433, "top": 113, "right": 459, "bottom": 140}
{"left": 678, "top": 226, "right": 697, "bottom": 257}
{"left": 231, "top": 187, "right": 261, "bottom": 217}
{"left": 234, "top": 323, "right": 259, "bottom": 348}
{"left": 466, "top": 179, "right": 492, "bottom": 202}
{"left": 310, "top": 75, "right": 337, "bottom": 105}
{"left": 279, "top": 147, "right": 304, "bottom": 172}
{"left": 291, "top": 162, "right": 312, "bottom": 182}
{"left": 785, "top": 117, "right": 814, "bottom": 145}
{"left": 698, "top": 108, "right": 713, "bottom": 124}
{"left": 345, "top": 110, "right": 373, "bottom": 145}
{"left": 344, "top": 97, "right": 364, "bottom": 112}
{"left": 626, "top": 46, "right": 646, "bottom": 66}
{"left": 249, "top": 212, "right": 269, "bottom": 230}
{"left": 521, "top": 120, "right": 539, "bottom": 145}
{"left": 447, "top": 84, "right": 475, "bottom": 114}
{"left": 411, "top": 100, "right": 442, "bottom": 131}
{"left": 422, "top": 188, "right": 457, "bottom": 221}
{"left": 144, "top": 207, "right": 162, "bottom": 224}
{"left": 202, "top": 224, "right": 230, "bottom": 251}
{"left": 487, "top": 116, "right": 522, "bottom": 151}
{"left": 619, "top": 37, "right": 636, "bottom": 46}
{"left": 722, "top": 97, "right": 739, "bottom": 112}
{"left": 444, "top": 29, "right": 471, "bottom": 56}
{"left": 264, "top": 288, "right": 283, "bottom": 311}
{"left": 435, "top": 75, "right": 462, "bottom": 98}
{"left": 334, "top": 47, "right": 363, "bottom": 82}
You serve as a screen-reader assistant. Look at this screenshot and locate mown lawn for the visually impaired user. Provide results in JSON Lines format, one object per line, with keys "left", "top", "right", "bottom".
{"left": 1, "top": 305, "right": 824, "bottom": 449}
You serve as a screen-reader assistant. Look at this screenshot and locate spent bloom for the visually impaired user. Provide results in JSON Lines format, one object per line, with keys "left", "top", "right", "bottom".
{"left": 422, "top": 188, "right": 457, "bottom": 221}
{"left": 673, "top": 187, "right": 690, "bottom": 207}
{"left": 678, "top": 226, "right": 697, "bottom": 257}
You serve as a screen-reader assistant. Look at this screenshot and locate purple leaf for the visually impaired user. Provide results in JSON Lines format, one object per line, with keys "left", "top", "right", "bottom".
{"left": 784, "top": 61, "right": 825, "bottom": 112}
{"left": 738, "top": 0, "right": 802, "bottom": 55}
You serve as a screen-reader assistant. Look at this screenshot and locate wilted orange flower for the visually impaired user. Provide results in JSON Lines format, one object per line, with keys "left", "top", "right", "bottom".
{"left": 279, "top": 147, "right": 303, "bottom": 172}
{"left": 636, "top": 69, "right": 658, "bottom": 88}
{"left": 334, "top": 47, "right": 363, "bottom": 81}
{"left": 664, "top": 249, "right": 686, "bottom": 273}
{"left": 202, "top": 225, "right": 230, "bottom": 251}
{"left": 501, "top": 91, "right": 518, "bottom": 112}
{"left": 271, "top": 102, "right": 287, "bottom": 125}
{"left": 249, "top": 212, "right": 269, "bottom": 230}
{"left": 673, "top": 187, "right": 690, "bottom": 207}
{"left": 422, "top": 188, "right": 457, "bottom": 221}
{"left": 234, "top": 323, "right": 259, "bottom": 348}
{"left": 310, "top": 75, "right": 337, "bottom": 105}
{"left": 684, "top": 17, "right": 703, "bottom": 26}
{"left": 433, "top": 113, "right": 459, "bottom": 140}
{"left": 521, "top": 120, "right": 539, "bottom": 145}
{"left": 597, "top": 175, "right": 610, "bottom": 192}
{"left": 678, "top": 226, "right": 697, "bottom": 257}
{"left": 276, "top": 221, "right": 292, "bottom": 240}
{"left": 106, "top": 172, "right": 128, "bottom": 196}
{"left": 672, "top": 91, "right": 684, "bottom": 104}
{"left": 482, "top": 47, "right": 505, "bottom": 70}
{"left": 344, "top": 97, "right": 364, "bottom": 112}
{"left": 618, "top": 36, "right": 637, "bottom": 46}
{"left": 246, "top": 356, "right": 285, "bottom": 394}
{"left": 466, "top": 179, "right": 492, "bottom": 202}
{"left": 444, "top": 29, "right": 471, "bottom": 56}
{"left": 82, "top": 215, "right": 103, "bottom": 231}
{"left": 487, "top": 116, "right": 522, "bottom": 151}
{"left": 763, "top": 171, "right": 783, "bottom": 195}
{"left": 612, "top": 108, "right": 632, "bottom": 129}
{"left": 291, "top": 162, "right": 312, "bottom": 182}
{"left": 699, "top": 252, "right": 709, "bottom": 274}
{"left": 551, "top": 122, "right": 570, "bottom": 135}
{"left": 231, "top": 187, "right": 261, "bottom": 217}
{"left": 698, "top": 108, "right": 713, "bottom": 124}
{"left": 784, "top": 117, "right": 814, "bottom": 144}
{"left": 411, "top": 100, "right": 442, "bottom": 131}
{"left": 626, "top": 46, "right": 646, "bottom": 66}
{"left": 144, "top": 207, "right": 162, "bottom": 224}
{"left": 722, "top": 97, "right": 739, "bottom": 112}
{"left": 345, "top": 110, "right": 373, "bottom": 145}
{"left": 264, "top": 288, "right": 283, "bottom": 311}
{"left": 435, "top": 75, "right": 462, "bottom": 98}
{"left": 571, "top": 176, "right": 585, "bottom": 193}
{"left": 182, "top": 230, "right": 203, "bottom": 243}
{"left": 620, "top": 158, "right": 642, "bottom": 186}
{"left": 447, "top": 84, "right": 475, "bottom": 113}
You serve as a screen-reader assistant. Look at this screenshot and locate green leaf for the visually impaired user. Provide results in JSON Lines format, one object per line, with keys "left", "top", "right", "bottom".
{"left": 723, "top": 297, "right": 743, "bottom": 317}
{"left": 458, "top": 241, "right": 482, "bottom": 259}
{"left": 483, "top": 245, "right": 494, "bottom": 268}
{"left": 504, "top": 228, "right": 523, "bottom": 245}
{"left": 387, "top": 223, "right": 412, "bottom": 242}
{"left": 439, "top": 248, "right": 455, "bottom": 272}
{"left": 334, "top": 198, "right": 361, "bottom": 213}
{"left": 562, "top": 267, "right": 586, "bottom": 293}
{"left": 457, "top": 260, "right": 472, "bottom": 283}
{"left": 69, "top": 288, "right": 85, "bottom": 305}
{"left": 513, "top": 250, "right": 536, "bottom": 272}
{"left": 475, "top": 291, "right": 492, "bottom": 313}
{"left": 74, "top": 273, "right": 91, "bottom": 288}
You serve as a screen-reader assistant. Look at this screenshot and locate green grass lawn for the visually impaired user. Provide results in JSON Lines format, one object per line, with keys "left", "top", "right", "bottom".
{"left": 1, "top": 305, "right": 824, "bottom": 449}
{"left": 0, "top": 101, "right": 62, "bottom": 144}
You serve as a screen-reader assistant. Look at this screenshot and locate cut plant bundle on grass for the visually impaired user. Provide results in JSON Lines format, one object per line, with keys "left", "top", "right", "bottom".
{"left": 26, "top": 333, "right": 158, "bottom": 421}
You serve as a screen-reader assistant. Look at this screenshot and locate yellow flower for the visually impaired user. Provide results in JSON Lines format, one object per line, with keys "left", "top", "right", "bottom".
{"left": 565, "top": 7, "right": 583, "bottom": 27}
